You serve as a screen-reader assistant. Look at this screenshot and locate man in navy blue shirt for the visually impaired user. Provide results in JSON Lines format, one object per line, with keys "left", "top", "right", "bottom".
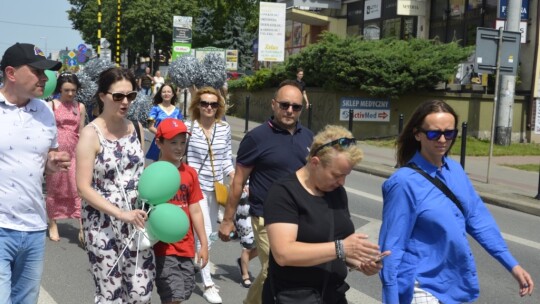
{"left": 219, "top": 80, "right": 313, "bottom": 304}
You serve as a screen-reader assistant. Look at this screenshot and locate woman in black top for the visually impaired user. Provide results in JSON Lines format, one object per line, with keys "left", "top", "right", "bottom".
{"left": 262, "top": 125, "right": 389, "bottom": 304}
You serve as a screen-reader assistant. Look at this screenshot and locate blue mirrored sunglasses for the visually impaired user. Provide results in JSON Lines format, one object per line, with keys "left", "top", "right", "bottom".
{"left": 312, "top": 137, "right": 357, "bottom": 156}
{"left": 419, "top": 128, "right": 458, "bottom": 141}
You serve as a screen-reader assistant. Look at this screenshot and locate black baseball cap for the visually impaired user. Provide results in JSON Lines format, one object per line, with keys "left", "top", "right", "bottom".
{"left": 1, "top": 43, "right": 61, "bottom": 71}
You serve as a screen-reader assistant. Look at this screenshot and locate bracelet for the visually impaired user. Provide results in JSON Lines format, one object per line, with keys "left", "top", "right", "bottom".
{"left": 334, "top": 240, "right": 341, "bottom": 260}
{"left": 335, "top": 240, "right": 346, "bottom": 261}
{"left": 339, "top": 239, "right": 346, "bottom": 260}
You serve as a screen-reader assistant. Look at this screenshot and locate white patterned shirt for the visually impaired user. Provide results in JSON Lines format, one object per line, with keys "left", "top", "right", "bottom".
{"left": 0, "top": 93, "right": 58, "bottom": 231}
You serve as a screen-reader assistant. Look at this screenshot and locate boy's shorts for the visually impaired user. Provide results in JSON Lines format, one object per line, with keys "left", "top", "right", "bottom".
{"left": 155, "top": 255, "right": 196, "bottom": 302}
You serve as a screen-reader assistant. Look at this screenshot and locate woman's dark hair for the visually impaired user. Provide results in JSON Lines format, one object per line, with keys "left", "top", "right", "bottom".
{"left": 93, "top": 67, "right": 137, "bottom": 114}
{"left": 153, "top": 83, "right": 178, "bottom": 106}
{"left": 54, "top": 72, "right": 81, "bottom": 94}
{"left": 396, "top": 100, "right": 459, "bottom": 167}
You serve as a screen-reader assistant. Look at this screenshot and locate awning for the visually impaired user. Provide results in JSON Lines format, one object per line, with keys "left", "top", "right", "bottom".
{"left": 286, "top": 8, "right": 332, "bottom": 26}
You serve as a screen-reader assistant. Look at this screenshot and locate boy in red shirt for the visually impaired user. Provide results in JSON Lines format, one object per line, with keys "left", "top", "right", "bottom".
{"left": 153, "top": 118, "right": 209, "bottom": 303}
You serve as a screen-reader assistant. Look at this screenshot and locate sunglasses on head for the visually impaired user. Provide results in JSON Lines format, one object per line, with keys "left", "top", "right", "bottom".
{"left": 107, "top": 91, "right": 138, "bottom": 102}
{"left": 419, "top": 128, "right": 458, "bottom": 141}
{"left": 276, "top": 101, "right": 303, "bottom": 112}
{"left": 312, "top": 137, "right": 357, "bottom": 156}
{"left": 200, "top": 101, "right": 219, "bottom": 109}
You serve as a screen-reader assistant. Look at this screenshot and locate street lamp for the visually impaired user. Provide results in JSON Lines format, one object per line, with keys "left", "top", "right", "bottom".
{"left": 40, "top": 36, "right": 48, "bottom": 58}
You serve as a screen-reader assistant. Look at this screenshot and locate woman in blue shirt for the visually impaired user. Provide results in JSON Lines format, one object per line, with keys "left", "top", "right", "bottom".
{"left": 146, "top": 83, "right": 183, "bottom": 161}
{"left": 378, "top": 100, "right": 534, "bottom": 303}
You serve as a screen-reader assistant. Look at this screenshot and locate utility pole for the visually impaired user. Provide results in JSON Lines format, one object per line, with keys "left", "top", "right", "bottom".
{"left": 496, "top": 0, "right": 522, "bottom": 145}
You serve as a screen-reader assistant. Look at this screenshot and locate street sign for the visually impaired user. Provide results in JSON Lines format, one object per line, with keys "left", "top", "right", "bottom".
{"left": 475, "top": 27, "right": 521, "bottom": 75}
{"left": 339, "top": 97, "right": 390, "bottom": 122}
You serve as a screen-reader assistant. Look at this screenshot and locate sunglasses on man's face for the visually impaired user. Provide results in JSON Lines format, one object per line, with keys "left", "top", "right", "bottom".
{"left": 107, "top": 91, "right": 138, "bottom": 102}
{"left": 276, "top": 101, "right": 303, "bottom": 112}
{"left": 419, "top": 128, "right": 458, "bottom": 141}
{"left": 312, "top": 137, "right": 357, "bottom": 156}
{"left": 200, "top": 101, "right": 219, "bottom": 109}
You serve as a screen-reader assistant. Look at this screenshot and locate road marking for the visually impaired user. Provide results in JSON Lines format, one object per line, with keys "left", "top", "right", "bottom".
{"left": 38, "top": 287, "right": 56, "bottom": 304}
{"left": 501, "top": 233, "right": 540, "bottom": 250}
{"left": 346, "top": 288, "right": 381, "bottom": 303}
{"left": 345, "top": 186, "right": 382, "bottom": 203}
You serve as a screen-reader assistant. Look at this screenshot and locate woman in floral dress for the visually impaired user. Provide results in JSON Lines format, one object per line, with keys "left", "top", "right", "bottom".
{"left": 146, "top": 83, "right": 183, "bottom": 161}
{"left": 76, "top": 67, "right": 154, "bottom": 303}
{"left": 45, "top": 73, "right": 86, "bottom": 243}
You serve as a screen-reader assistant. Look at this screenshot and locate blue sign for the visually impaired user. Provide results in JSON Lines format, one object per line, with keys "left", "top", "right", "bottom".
{"left": 78, "top": 43, "right": 87, "bottom": 53}
{"left": 499, "top": 0, "right": 529, "bottom": 20}
{"left": 68, "top": 58, "right": 77, "bottom": 67}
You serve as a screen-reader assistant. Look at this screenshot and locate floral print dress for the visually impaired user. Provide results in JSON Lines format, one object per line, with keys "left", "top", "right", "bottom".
{"left": 82, "top": 122, "right": 155, "bottom": 304}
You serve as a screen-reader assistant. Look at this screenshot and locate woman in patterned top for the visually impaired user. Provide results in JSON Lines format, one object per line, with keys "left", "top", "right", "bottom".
{"left": 76, "top": 67, "right": 155, "bottom": 303}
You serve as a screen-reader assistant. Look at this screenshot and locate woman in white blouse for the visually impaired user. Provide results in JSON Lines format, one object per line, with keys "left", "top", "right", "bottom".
{"left": 185, "top": 86, "right": 234, "bottom": 303}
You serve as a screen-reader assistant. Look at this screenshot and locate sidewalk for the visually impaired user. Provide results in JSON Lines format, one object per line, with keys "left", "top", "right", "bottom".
{"left": 224, "top": 115, "right": 540, "bottom": 217}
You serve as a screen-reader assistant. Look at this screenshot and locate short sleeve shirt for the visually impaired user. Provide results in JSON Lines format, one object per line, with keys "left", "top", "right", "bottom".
{"left": 264, "top": 174, "right": 354, "bottom": 299}
{"left": 236, "top": 118, "right": 313, "bottom": 217}
{"left": 153, "top": 163, "right": 204, "bottom": 257}
{"left": 0, "top": 93, "right": 58, "bottom": 231}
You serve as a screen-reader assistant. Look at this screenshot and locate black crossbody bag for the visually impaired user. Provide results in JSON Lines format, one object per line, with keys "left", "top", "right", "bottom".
{"left": 405, "top": 163, "right": 465, "bottom": 215}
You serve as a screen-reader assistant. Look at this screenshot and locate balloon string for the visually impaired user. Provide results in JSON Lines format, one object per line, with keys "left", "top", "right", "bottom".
{"left": 134, "top": 231, "right": 141, "bottom": 278}
{"left": 115, "top": 164, "right": 132, "bottom": 211}
{"left": 107, "top": 229, "right": 138, "bottom": 277}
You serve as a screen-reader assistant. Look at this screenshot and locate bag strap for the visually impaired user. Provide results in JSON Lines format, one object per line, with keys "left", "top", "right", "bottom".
{"left": 197, "top": 121, "right": 215, "bottom": 175}
{"left": 203, "top": 123, "right": 218, "bottom": 181}
{"left": 405, "top": 163, "right": 465, "bottom": 215}
{"left": 183, "top": 121, "right": 195, "bottom": 164}
{"left": 130, "top": 119, "right": 143, "bottom": 146}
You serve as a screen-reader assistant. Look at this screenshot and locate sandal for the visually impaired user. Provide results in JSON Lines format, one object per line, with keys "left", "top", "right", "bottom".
{"left": 78, "top": 230, "right": 85, "bottom": 248}
{"left": 241, "top": 278, "right": 252, "bottom": 288}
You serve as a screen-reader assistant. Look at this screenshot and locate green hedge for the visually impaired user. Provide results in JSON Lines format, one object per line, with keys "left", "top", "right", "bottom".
{"left": 230, "top": 33, "right": 473, "bottom": 98}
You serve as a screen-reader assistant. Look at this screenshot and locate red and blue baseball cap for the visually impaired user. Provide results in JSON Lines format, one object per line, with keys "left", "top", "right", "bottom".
{"left": 1, "top": 43, "right": 62, "bottom": 71}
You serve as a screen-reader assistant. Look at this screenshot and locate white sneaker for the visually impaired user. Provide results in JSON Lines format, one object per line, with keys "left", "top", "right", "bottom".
{"left": 203, "top": 285, "right": 222, "bottom": 304}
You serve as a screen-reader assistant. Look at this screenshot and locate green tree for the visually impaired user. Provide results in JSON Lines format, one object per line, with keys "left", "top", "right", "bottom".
{"left": 216, "top": 13, "right": 256, "bottom": 72}
{"left": 233, "top": 33, "right": 473, "bottom": 97}
{"left": 67, "top": 0, "right": 259, "bottom": 69}
{"left": 67, "top": 0, "right": 199, "bottom": 67}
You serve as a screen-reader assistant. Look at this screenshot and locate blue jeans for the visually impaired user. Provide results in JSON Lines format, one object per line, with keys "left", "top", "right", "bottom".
{"left": 0, "top": 227, "right": 46, "bottom": 304}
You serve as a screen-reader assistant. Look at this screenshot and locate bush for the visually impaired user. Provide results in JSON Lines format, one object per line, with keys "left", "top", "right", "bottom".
{"left": 235, "top": 33, "right": 473, "bottom": 97}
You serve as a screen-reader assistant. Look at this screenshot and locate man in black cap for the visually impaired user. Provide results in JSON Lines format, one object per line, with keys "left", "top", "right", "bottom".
{"left": 0, "top": 42, "right": 71, "bottom": 303}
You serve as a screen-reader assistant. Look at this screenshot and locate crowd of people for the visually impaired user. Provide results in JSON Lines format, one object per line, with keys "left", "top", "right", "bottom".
{"left": 0, "top": 42, "right": 534, "bottom": 304}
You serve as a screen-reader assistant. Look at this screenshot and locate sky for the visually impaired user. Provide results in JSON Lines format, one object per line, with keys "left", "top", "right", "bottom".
{"left": 0, "top": 0, "right": 85, "bottom": 57}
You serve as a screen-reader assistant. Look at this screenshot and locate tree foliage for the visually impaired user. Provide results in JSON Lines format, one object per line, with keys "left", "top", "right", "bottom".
{"left": 233, "top": 33, "right": 473, "bottom": 97}
{"left": 66, "top": 0, "right": 258, "bottom": 68}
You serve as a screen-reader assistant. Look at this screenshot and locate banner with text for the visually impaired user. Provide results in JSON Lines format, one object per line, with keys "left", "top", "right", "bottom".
{"left": 535, "top": 99, "right": 540, "bottom": 134}
{"left": 172, "top": 16, "right": 192, "bottom": 61}
{"left": 339, "top": 97, "right": 391, "bottom": 122}
{"left": 258, "top": 2, "right": 286, "bottom": 62}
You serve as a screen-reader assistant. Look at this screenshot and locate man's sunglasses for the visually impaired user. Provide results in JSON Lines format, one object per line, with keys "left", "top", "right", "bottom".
{"left": 276, "top": 101, "right": 303, "bottom": 112}
{"left": 107, "top": 91, "right": 137, "bottom": 102}
{"left": 200, "top": 101, "right": 219, "bottom": 109}
{"left": 312, "top": 137, "right": 357, "bottom": 156}
{"left": 419, "top": 128, "right": 458, "bottom": 141}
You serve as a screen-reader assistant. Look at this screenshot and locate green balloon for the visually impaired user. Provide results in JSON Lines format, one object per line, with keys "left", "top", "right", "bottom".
{"left": 148, "top": 203, "right": 190, "bottom": 243}
{"left": 138, "top": 161, "right": 181, "bottom": 205}
{"left": 40, "top": 70, "right": 57, "bottom": 99}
